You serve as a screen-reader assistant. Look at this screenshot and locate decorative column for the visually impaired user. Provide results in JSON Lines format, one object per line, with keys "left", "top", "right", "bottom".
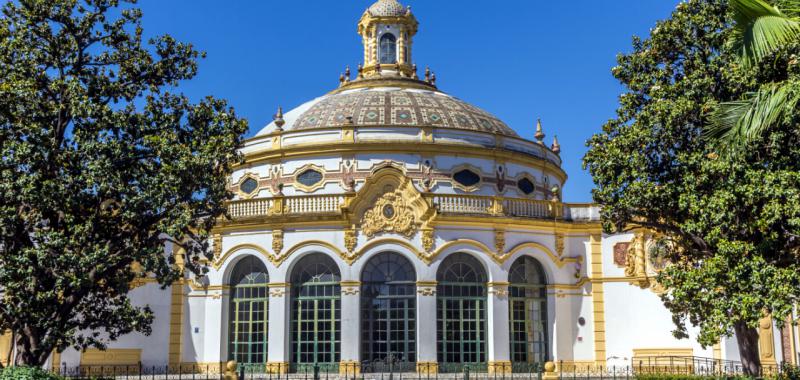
{"left": 416, "top": 281, "right": 438, "bottom": 374}
{"left": 340, "top": 281, "right": 361, "bottom": 375}
{"left": 266, "top": 283, "right": 290, "bottom": 374}
{"left": 487, "top": 282, "right": 512, "bottom": 374}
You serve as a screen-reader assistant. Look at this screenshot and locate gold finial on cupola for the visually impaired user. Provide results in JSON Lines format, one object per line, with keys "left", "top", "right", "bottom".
{"left": 430, "top": 71, "right": 436, "bottom": 86}
{"left": 344, "top": 65, "right": 351, "bottom": 82}
{"left": 551, "top": 135, "right": 561, "bottom": 154}
{"left": 534, "top": 118, "right": 545, "bottom": 144}
{"left": 357, "top": 64, "right": 364, "bottom": 79}
{"left": 424, "top": 66, "right": 431, "bottom": 82}
{"left": 412, "top": 63, "right": 418, "bottom": 79}
{"left": 274, "top": 106, "right": 285, "bottom": 131}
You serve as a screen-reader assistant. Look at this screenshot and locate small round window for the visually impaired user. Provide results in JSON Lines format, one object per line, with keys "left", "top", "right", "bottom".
{"left": 453, "top": 169, "right": 481, "bottom": 188}
{"left": 517, "top": 178, "right": 535, "bottom": 195}
{"left": 240, "top": 178, "right": 258, "bottom": 195}
{"left": 297, "top": 169, "right": 323, "bottom": 187}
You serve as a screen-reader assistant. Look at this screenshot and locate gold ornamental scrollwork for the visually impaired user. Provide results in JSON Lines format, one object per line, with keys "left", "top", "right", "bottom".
{"left": 624, "top": 231, "right": 667, "bottom": 294}
{"left": 361, "top": 190, "right": 416, "bottom": 238}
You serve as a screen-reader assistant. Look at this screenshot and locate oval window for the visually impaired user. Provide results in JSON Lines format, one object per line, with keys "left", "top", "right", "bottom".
{"left": 517, "top": 178, "right": 535, "bottom": 195}
{"left": 297, "top": 169, "right": 323, "bottom": 187}
{"left": 240, "top": 178, "right": 258, "bottom": 194}
{"left": 453, "top": 169, "right": 481, "bottom": 188}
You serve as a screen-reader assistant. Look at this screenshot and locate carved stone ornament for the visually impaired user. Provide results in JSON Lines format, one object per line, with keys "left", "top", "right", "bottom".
{"left": 342, "top": 286, "right": 359, "bottom": 296}
{"left": 613, "top": 242, "right": 629, "bottom": 267}
{"left": 554, "top": 233, "right": 564, "bottom": 257}
{"left": 417, "top": 287, "right": 436, "bottom": 296}
{"left": 494, "top": 229, "right": 506, "bottom": 254}
{"left": 269, "top": 288, "right": 285, "bottom": 297}
{"left": 212, "top": 233, "right": 222, "bottom": 261}
{"left": 421, "top": 229, "right": 434, "bottom": 252}
{"left": 272, "top": 229, "right": 284, "bottom": 255}
{"left": 344, "top": 228, "right": 358, "bottom": 252}
{"left": 361, "top": 188, "right": 416, "bottom": 238}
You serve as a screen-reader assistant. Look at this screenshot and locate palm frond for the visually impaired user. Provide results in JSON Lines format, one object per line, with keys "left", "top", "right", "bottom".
{"left": 706, "top": 81, "right": 800, "bottom": 147}
{"left": 775, "top": 0, "right": 800, "bottom": 18}
{"left": 729, "top": 0, "right": 800, "bottom": 67}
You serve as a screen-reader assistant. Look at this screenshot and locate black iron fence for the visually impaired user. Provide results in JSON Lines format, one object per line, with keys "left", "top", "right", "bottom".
{"left": 46, "top": 360, "right": 794, "bottom": 380}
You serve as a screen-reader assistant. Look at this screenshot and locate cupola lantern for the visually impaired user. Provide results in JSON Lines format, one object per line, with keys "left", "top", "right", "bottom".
{"left": 358, "top": 0, "right": 418, "bottom": 78}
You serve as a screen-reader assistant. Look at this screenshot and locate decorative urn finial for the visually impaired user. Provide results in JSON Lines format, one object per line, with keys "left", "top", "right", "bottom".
{"left": 273, "top": 106, "right": 285, "bottom": 131}
{"left": 551, "top": 135, "right": 561, "bottom": 154}
{"left": 534, "top": 118, "right": 545, "bottom": 144}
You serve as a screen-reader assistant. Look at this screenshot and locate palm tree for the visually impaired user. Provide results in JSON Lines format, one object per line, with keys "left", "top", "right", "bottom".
{"left": 707, "top": 0, "right": 800, "bottom": 145}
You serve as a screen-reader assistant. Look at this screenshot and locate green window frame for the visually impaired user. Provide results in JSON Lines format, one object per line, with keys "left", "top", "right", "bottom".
{"left": 436, "top": 254, "right": 487, "bottom": 371}
{"left": 290, "top": 253, "right": 341, "bottom": 371}
{"left": 508, "top": 256, "right": 548, "bottom": 366}
{"left": 361, "top": 252, "right": 417, "bottom": 370}
{"left": 228, "top": 256, "right": 269, "bottom": 364}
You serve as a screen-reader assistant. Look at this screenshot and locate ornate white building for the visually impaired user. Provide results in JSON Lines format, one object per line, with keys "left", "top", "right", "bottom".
{"left": 16, "top": 0, "right": 796, "bottom": 375}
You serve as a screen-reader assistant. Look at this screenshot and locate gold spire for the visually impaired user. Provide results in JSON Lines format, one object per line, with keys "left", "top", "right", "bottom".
{"left": 534, "top": 118, "right": 545, "bottom": 144}
{"left": 551, "top": 135, "right": 561, "bottom": 155}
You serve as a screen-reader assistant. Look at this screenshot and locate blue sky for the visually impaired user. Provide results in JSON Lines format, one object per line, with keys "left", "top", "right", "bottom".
{"left": 135, "top": 1, "right": 680, "bottom": 202}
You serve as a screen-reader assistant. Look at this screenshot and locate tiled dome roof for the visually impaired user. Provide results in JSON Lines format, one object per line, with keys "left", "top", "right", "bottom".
{"left": 275, "top": 88, "right": 518, "bottom": 137}
{"left": 367, "top": 0, "right": 408, "bottom": 17}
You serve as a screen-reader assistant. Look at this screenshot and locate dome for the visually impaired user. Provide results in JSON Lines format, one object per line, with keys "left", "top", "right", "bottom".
{"left": 256, "top": 87, "right": 519, "bottom": 137}
{"left": 367, "top": 0, "right": 409, "bottom": 17}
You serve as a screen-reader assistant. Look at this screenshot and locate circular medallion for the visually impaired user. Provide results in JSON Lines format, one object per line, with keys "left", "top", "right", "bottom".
{"left": 382, "top": 204, "right": 395, "bottom": 219}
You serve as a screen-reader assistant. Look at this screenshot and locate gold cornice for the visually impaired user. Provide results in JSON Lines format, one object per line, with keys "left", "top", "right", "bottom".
{"left": 331, "top": 77, "right": 435, "bottom": 93}
{"left": 238, "top": 137, "right": 567, "bottom": 184}
{"left": 267, "top": 282, "right": 290, "bottom": 288}
{"left": 340, "top": 280, "right": 361, "bottom": 286}
{"left": 213, "top": 216, "right": 601, "bottom": 236}
{"left": 416, "top": 281, "right": 437, "bottom": 286}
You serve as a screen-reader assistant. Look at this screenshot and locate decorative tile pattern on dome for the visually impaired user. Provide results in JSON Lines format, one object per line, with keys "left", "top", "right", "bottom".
{"left": 292, "top": 89, "right": 518, "bottom": 137}
{"left": 368, "top": 0, "right": 407, "bottom": 17}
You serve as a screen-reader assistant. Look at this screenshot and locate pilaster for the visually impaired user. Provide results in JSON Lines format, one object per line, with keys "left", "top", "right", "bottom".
{"left": 416, "top": 281, "right": 438, "bottom": 363}
{"left": 589, "top": 234, "right": 606, "bottom": 365}
{"left": 267, "top": 283, "right": 290, "bottom": 367}
{"left": 487, "top": 282, "right": 511, "bottom": 365}
{"left": 340, "top": 281, "right": 361, "bottom": 363}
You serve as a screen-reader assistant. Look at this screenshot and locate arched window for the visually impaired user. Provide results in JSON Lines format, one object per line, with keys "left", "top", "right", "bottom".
{"left": 508, "top": 256, "right": 548, "bottom": 367}
{"left": 436, "top": 254, "right": 487, "bottom": 371}
{"left": 380, "top": 33, "right": 397, "bottom": 64}
{"left": 361, "top": 252, "right": 417, "bottom": 371}
{"left": 228, "top": 256, "right": 269, "bottom": 364}
{"left": 290, "top": 253, "right": 341, "bottom": 371}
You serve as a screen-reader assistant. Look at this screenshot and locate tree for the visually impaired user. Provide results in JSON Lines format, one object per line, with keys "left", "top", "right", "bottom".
{"left": 584, "top": 0, "right": 800, "bottom": 375}
{"left": 0, "top": 0, "right": 248, "bottom": 366}
{"left": 708, "top": 0, "right": 800, "bottom": 145}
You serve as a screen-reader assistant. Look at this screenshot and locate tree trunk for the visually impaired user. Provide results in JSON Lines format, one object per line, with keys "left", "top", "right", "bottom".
{"left": 734, "top": 320, "right": 762, "bottom": 376}
{"left": 14, "top": 331, "right": 49, "bottom": 367}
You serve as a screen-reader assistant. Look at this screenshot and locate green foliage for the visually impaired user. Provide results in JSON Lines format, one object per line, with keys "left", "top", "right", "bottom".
{"left": 0, "top": 0, "right": 248, "bottom": 365}
{"left": 0, "top": 366, "right": 63, "bottom": 380}
{"left": 710, "top": 0, "right": 800, "bottom": 146}
{"left": 774, "top": 364, "right": 800, "bottom": 380}
{"left": 584, "top": 0, "right": 800, "bottom": 373}
{"left": 729, "top": 0, "right": 800, "bottom": 68}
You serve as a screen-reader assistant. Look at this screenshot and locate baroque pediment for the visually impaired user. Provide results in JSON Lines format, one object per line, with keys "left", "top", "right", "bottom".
{"left": 344, "top": 164, "right": 434, "bottom": 241}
